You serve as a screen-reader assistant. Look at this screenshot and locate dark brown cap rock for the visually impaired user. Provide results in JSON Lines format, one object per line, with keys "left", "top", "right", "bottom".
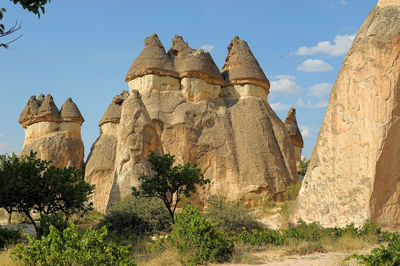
{"left": 221, "top": 36, "right": 270, "bottom": 91}
{"left": 99, "top": 91, "right": 129, "bottom": 126}
{"left": 60, "top": 98, "right": 84, "bottom": 124}
{"left": 36, "top": 94, "right": 61, "bottom": 123}
{"left": 168, "top": 35, "right": 224, "bottom": 85}
{"left": 283, "top": 107, "right": 303, "bottom": 148}
{"left": 125, "top": 33, "right": 179, "bottom": 82}
{"left": 19, "top": 96, "right": 40, "bottom": 128}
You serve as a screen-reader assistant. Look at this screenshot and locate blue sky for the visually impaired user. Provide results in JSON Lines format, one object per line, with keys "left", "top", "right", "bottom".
{"left": 0, "top": 0, "right": 376, "bottom": 159}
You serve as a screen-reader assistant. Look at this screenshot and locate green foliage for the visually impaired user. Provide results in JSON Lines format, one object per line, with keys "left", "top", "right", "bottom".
{"left": 0, "top": 152, "right": 94, "bottom": 233}
{"left": 205, "top": 196, "right": 264, "bottom": 235}
{"left": 100, "top": 195, "right": 171, "bottom": 238}
{"left": 233, "top": 229, "right": 284, "bottom": 246}
{"left": 10, "top": 0, "right": 50, "bottom": 17}
{"left": 37, "top": 214, "right": 68, "bottom": 239}
{"left": 1, "top": 1, "right": 50, "bottom": 48}
{"left": 11, "top": 223, "right": 136, "bottom": 266}
{"left": 283, "top": 179, "right": 302, "bottom": 201}
{"left": 233, "top": 219, "right": 382, "bottom": 247}
{"left": 346, "top": 232, "right": 400, "bottom": 265}
{"left": 0, "top": 227, "right": 21, "bottom": 250}
{"left": 297, "top": 159, "right": 310, "bottom": 176}
{"left": 171, "top": 203, "right": 234, "bottom": 265}
{"left": 132, "top": 151, "right": 210, "bottom": 223}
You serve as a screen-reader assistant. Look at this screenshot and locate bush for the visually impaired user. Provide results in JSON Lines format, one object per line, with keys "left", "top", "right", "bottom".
{"left": 0, "top": 227, "right": 21, "bottom": 250}
{"left": 100, "top": 195, "right": 171, "bottom": 238}
{"left": 11, "top": 223, "right": 136, "bottom": 265}
{"left": 346, "top": 232, "right": 400, "bottom": 265}
{"left": 233, "top": 220, "right": 382, "bottom": 247}
{"left": 205, "top": 196, "right": 264, "bottom": 235}
{"left": 297, "top": 159, "right": 309, "bottom": 176}
{"left": 171, "top": 203, "right": 234, "bottom": 265}
{"left": 36, "top": 213, "right": 68, "bottom": 238}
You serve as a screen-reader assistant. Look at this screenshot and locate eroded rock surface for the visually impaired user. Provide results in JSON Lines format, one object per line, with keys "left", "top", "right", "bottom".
{"left": 87, "top": 34, "right": 299, "bottom": 213}
{"left": 290, "top": 1, "right": 400, "bottom": 229}
{"left": 19, "top": 95, "right": 84, "bottom": 168}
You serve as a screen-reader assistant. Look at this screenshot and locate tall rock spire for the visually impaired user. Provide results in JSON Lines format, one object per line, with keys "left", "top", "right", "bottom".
{"left": 290, "top": 2, "right": 400, "bottom": 229}
{"left": 125, "top": 33, "right": 178, "bottom": 82}
{"left": 283, "top": 107, "right": 303, "bottom": 149}
{"left": 221, "top": 36, "right": 270, "bottom": 91}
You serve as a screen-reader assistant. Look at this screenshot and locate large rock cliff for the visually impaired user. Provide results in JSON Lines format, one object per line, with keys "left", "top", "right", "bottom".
{"left": 290, "top": 0, "right": 400, "bottom": 229}
{"left": 86, "top": 34, "right": 299, "bottom": 213}
{"left": 19, "top": 95, "right": 84, "bottom": 168}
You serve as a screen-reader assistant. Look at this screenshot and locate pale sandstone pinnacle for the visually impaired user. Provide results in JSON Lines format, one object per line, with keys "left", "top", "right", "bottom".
{"left": 19, "top": 94, "right": 85, "bottom": 169}
{"left": 289, "top": 2, "right": 400, "bottom": 229}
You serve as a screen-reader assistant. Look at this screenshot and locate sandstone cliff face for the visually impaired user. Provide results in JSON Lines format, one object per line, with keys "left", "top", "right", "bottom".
{"left": 19, "top": 95, "right": 84, "bottom": 169}
{"left": 290, "top": 1, "right": 400, "bottom": 229}
{"left": 87, "top": 34, "right": 299, "bottom": 213}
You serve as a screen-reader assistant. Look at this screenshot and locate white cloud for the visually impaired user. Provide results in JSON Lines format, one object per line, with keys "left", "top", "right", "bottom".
{"left": 297, "top": 59, "right": 333, "bottom": 72}
{"left": 199, "top": 45, "right": 214, "bottom": 52}
{"left": 274, "top": 74, "right": 296, "bottom": 80}
{"left": 308, "top": 83, "right": 332, "bottom": 99}
{"left": 299, "top": 126, "right": 312, "bottom": 138}
{"left": 294, "top": 34, "right": 355, "bottom": 56}
{"left": 340, "top": 0, "right": 348, "bottom": 5}
{"left": 270, "top": 102, "right": 291, "bottom": 112}
{"left": 270, "top": 76, "right": 302, "bottom": 94}
{"left": 297, "top": 98, "right": 328, "bottom": 109}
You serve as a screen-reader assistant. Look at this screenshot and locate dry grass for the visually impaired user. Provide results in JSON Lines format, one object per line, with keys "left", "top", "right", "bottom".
{"left": 0, "top": 248, "right": 20, "bottom": 266}
{"left": 136, "top": 246, "right": 180, "bottom": 266}
{"left": 231, "top": 243, "right": 263, "bottom": 264}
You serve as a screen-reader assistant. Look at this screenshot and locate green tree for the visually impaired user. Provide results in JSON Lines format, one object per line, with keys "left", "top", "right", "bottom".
{"left": 0, "top": 152, "right": 94, "bottom": 233}
{"left": 132, "top": 151, "right": 209, "bottom": 223}
{"left": 1, "top": 0, "right": 50, "bottom": 48}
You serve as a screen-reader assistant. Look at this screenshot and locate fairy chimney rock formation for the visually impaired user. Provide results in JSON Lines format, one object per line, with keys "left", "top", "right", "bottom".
{"left": 283, "top": 107, "right": 303, "bottom": 164}
{"left": 221, "top": 36, "right": 270, "bottom": 103}
{"left": 290, "top": 1, "right": 400, "bottom": 229}
{"left": 85, "top": 91, "right": 128, "bottom": 214}
{"left": 19, "top": 94, "right": 84, "bottom": 168}
{"left": 87, "top": 34, "right": 298, "bottom": 213}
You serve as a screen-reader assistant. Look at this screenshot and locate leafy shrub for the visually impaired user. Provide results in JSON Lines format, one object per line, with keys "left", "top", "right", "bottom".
{"left": 346, "top": 232, "right": 400, "bottom": 265}
{"left": 36, "top": 213, "right": 68, "bottom": 238}
{"left": 297, "top": 159, "right": 309, "bottom": 176}
{"left": 100, "top": 195, "right": 171, "bottom": 238}
{"left": 205, "top": 196, "right": 264, "bottom": 235}
{"left": 233, "top": 220, "right": 382, "bottom": 247}
{"left": 233, "top": 229, "right": 284, "bottom": 246}
{"left": 171, "top": 203, "right": 234, "bottom": 265}
{"left": 0, "top": 227, "right": 21, "bottom": 250}
{"left": 11, "top": 223, "right": 136, "bottom": 265}
{"left": 283, "top": 179, "right": 302, "bottom": 201}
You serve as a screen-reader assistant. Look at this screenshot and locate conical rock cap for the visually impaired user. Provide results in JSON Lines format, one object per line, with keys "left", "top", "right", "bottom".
{"left": 168, "top": 35, "right": 224, "bottom": 85}
{"left": 125, "top": 33, "right": 179, "bottom": 82}
{"left": 60, "top": 98, "right": 84, "bottom": 124}
{"left": 99, "top": 91, "right": 129, "bottom": 126}
{"left": 36, "top": 94, "right": 60, "bottom": 123}
{"left": 284, "top": 107, "right": 303, "bottom": 148}
{"left": 222, "top": 36, "right": 270, "bottom": 91}
{"left": 19, "top": 96, "right": 40, "bottom": 128}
